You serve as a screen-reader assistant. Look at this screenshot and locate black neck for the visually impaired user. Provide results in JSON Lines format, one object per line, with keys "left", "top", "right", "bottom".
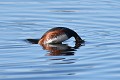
{"left": 73, "top": 32, "right": 84, "bottom": 43}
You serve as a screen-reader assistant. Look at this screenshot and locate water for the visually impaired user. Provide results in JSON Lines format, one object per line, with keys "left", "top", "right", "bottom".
{"left": 0, "top": 0, "right": 120, "bottom": 80}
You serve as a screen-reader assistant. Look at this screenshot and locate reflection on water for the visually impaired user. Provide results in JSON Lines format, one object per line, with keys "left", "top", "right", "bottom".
{"left": 27, "top": 39, "right": 84, "bottom": 56}
{"left": 43, "top": 44, "right": 76, "bottom": 56}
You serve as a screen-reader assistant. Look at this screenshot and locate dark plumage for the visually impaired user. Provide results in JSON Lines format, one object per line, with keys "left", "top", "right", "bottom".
{"left": 38, "top": 27, "right": 84, "bottom": 44}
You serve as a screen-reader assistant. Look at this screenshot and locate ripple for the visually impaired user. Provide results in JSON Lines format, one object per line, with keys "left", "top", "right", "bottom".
{"left": 0, "top": 0, "right": 120, "bottom": 80}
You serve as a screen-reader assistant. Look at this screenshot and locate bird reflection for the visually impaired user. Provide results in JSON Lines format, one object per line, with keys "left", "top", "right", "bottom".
{"left": 42, "top": 44, "right": 73, "bottom": 56}
{"left": 26, "top": 39, "right": 84, "bottom": 56}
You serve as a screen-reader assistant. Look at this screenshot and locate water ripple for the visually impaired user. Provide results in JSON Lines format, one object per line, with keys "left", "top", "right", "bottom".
{"left": 0, "top": 0, "right": 120, "bottom": 80}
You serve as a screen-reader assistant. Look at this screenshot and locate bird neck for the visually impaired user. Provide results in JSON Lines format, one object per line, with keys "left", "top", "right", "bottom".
{"left": 73, "top": 32, "right": 84, "bottom": 43}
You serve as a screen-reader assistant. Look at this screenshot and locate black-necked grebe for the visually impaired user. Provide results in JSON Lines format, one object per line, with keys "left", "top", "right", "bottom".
{"left": 38, "top": 27, "right": 84, "bottom": 44}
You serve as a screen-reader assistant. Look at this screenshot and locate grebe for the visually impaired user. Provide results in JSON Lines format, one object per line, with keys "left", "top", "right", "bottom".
{"left": 38, "top": 27, "right": 84, "bottom": 45}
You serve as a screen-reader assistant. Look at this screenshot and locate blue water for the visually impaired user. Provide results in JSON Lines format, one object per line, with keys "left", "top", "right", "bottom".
{"left": 0, "top": 0, "right": 120, "bottom": 80}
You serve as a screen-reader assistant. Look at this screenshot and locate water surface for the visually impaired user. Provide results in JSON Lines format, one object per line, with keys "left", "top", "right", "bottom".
{"left": 0, "top": 0, "right": 120, "bottom": 80}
